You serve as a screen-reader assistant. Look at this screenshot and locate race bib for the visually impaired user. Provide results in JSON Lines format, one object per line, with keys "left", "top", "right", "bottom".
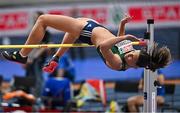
{"left": 115, "top": 40, "right": 134, "bottom": 54}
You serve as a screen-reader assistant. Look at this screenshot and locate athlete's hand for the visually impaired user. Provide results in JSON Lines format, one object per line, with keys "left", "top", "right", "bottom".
{"left": 121, "top": 15, "right": 132, "bottom": 24}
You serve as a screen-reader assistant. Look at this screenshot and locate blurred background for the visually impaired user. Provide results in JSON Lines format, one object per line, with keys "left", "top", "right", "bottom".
{"left": 0, "top": 0, "right": 180, "bottom": 112}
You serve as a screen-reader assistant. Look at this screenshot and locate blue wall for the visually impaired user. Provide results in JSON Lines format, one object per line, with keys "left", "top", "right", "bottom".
{"left": 0, "top": 58, "right": 180, "bottom": 82}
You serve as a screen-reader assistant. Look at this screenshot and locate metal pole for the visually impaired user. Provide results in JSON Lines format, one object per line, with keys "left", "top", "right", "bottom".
{"left": 143, "top": 19, "right": 157, "bottom": 113}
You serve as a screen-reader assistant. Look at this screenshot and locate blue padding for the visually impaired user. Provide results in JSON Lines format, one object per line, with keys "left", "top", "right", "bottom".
{"left": 0, "top": 60, "right": 25, "bottom": 81}
{"left": 74, "top": 58, "right": 180, "bottom": 82}
{"left": 0, "top": 59, "right": 180, "bottom": 82}
{"left": 160, "top": 60, "right": 180, "bottom": 79}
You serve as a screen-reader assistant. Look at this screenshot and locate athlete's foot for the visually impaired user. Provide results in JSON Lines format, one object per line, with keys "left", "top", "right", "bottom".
{"left": 43, "top": 56, "right": 59, "bottom": 73}
{"left": 1, "top": 51, "right": 27, "bottom": 64}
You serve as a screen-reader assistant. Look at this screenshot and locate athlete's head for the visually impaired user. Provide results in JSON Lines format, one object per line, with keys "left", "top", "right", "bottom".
{"left": 136, "top": 43, "right": 171, "bottom": 71}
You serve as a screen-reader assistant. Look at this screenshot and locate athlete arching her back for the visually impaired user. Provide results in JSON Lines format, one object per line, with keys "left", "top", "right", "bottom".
{"left": 2, "top": 15, "right": 171, "bottom": 73}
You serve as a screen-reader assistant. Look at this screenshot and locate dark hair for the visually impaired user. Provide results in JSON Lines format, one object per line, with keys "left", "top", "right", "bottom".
{"left": 36, "top": 11, "right": 44, "bottom": 16}
{"left": 149, "top": 43, "right": 171, "bottom": 71}
{"left": 136, "top": 49, "right": 150, "bottom": 68}
{"left": 136, "top": 43, "right": 171, "bottom": 71}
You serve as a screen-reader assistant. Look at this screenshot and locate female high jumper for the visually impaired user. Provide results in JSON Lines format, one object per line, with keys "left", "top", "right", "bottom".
{"left": 2, "top": 14, "right": 171, "bottom": 73}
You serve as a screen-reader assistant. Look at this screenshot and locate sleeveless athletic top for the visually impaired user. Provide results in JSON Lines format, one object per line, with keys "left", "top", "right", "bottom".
{"left": 97, "top": 40, "right": 134, "bottom": 71}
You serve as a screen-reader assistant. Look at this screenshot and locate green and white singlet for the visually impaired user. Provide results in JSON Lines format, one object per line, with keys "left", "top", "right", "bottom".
{"left": 97, "top": 40, "right": 134, "bottom": 71}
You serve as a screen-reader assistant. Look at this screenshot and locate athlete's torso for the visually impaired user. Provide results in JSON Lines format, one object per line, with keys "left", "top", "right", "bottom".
{"left": 97, "top": 40, "right": 135, "bottom": 71}
{"left": 78, "top": 18, "right": 135, "bottom": 71}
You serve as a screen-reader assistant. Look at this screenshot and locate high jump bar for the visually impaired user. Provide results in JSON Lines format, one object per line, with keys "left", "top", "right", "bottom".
{"left": 0, "top": 41, "right": 146, "bottom": 49}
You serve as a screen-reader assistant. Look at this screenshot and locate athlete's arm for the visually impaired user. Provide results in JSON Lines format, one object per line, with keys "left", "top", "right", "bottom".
{"left": 100, "top": 34, "right": 139, "bottom": 49}
{"left": 117, "top": 15, "right": 132, "bottom": 37}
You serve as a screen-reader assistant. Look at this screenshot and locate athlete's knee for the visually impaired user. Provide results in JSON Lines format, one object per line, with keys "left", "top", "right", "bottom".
{"left": 36, "top": 14, "right": 48, "bottom": 27}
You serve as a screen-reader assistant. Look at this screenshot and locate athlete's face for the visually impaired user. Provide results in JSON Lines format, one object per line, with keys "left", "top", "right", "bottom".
{"left": 125, "top": 50, "right": 140, "bottom": 68}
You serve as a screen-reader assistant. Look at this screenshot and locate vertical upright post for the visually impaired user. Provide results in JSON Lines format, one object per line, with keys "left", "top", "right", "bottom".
{"left": 143, "top": 19, "right": 157, "bottom": 113}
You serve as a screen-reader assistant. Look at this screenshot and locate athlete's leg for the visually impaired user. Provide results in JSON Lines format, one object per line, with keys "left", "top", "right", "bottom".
{"left": 54, "top": 32, "right": 79, "bottom": 57}
{"left": 43, "top": 32, "right": 78, "bottom": 73}
{"left": 53, "top": 17, "right": 90, "bottom": 57}
{"left": 43, "top": 18, "right": 89, "bottom": 73}
{"left": 21, "top": 14, "right": 84, "bottom": 56}
{"left": 2, "top": 14, "right": 85, "bottom": 64}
